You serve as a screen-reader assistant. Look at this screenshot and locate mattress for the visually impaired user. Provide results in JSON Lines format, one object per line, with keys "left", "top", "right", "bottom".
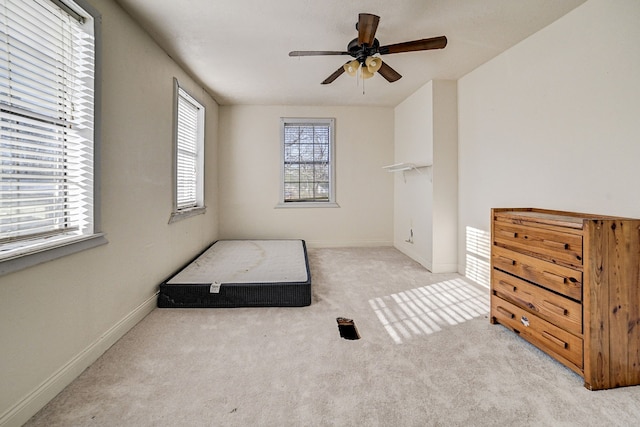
{"left": 158, "top": 239, "right": 311, "bottom": 308}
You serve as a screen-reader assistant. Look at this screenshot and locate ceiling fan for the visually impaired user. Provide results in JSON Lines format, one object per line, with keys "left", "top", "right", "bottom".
{"left": 289, "top": 13, "right": 447, "bottom": 85}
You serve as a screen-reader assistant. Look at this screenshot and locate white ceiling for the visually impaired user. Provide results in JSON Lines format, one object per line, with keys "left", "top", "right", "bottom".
{"left": 114, "top": 0, "right": 586, "bottom": 107}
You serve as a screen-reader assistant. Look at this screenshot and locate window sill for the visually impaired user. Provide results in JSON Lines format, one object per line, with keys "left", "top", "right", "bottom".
{"left": 0, "top": 233, "right": 108, "bottom": 277}
{"left": 275, "top": 202, "right": 340, "bottom": 209}
{"left": 169, "top": 206, "right": 206, "bottom": 223}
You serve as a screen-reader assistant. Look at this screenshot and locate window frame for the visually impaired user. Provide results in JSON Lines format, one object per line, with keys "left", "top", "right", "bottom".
{"left": 169, "top": 79, "right": 206, "bottom": 223}
{"left": 0, "top": 0, "right": 106, "bottom": 276}
{"left": 277, "top": 117, "right": 338, "bottom": 208}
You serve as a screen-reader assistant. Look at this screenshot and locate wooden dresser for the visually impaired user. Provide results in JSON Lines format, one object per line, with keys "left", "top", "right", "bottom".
{"left": 490, "top": 208, "right": 640, "bottom": 390}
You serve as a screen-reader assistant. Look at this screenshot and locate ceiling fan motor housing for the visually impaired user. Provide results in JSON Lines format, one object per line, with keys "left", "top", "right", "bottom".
{"left": 347, "top": 38, "right": 380, "bottom": 65}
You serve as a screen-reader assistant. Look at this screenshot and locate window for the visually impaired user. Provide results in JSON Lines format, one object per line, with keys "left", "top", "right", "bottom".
{"left": 170, "top": 80, "right": 205, "bottom": 222}
{"left": 0, "top": 0, "right": 104, "bottom": 274}
{"left": 279, "top": 118, "right": 337, "bottom": 207}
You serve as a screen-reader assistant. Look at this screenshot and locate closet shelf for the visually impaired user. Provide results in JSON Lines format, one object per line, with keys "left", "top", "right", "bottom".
{"left": 382, "top": 163, "right": 432, "bottom": 173}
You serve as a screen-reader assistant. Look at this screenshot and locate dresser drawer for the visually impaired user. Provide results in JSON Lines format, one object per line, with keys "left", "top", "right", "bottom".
{"left": 492, "top": 246, "right": 582, "bottom": 301}
{"left": 492, "top": 269, "right": 582, "bottom": 336}
{"left": 494, "top": 221, "right": 583, "bottom": 268}
{"left": 491, "top": 296, "right": 583, "bottom": 369}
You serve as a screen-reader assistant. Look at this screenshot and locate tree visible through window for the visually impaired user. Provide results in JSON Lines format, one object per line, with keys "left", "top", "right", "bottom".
{"left": 281, "top": 118, "right": 335, "bottom": 204}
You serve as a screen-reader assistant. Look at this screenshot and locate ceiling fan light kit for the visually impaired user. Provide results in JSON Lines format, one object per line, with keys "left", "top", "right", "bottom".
{"left": 289, "top": 13, "right": 447, "bottom": 86}
{"left": 343, "top": 58, "right": 378, "bottom": 79}
{"left": 344, "top": 59, "right": 359, "bottom": 76}
{"left": 365, "top": 56, "right": 382, "bottom": 73}
{"left": 360, "top": 66, "right": 374, "bottom": 80}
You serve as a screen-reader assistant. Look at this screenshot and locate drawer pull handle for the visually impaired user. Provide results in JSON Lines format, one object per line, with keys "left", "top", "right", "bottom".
{"left": 497, "top": 256, "right": 516, "bottom": 266}
{"left": 543, "top": 271, "right": 567, "bottom": 284}
{"left": 499, "top": 230, "right": 518, "bottom": 238}
{"left": 543, "top": 239, "right": 569, "bottom": 250}
{"left": 498, "top": 280, "right": 516, "bottom": 292}
{"left": 544, "top": 300, "right": 568, "bottom": 316}
{"left": 496, "top": 306, "right": 515, "bottom": 319}
{"left": 542, "top": 331, "right": 568, "bottom": 349}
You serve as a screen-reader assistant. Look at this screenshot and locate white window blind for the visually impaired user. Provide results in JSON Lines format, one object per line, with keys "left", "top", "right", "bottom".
{"left": 0, "top": 0, "right": 95, "bottom": 248}
{"left": 175, "top": 86, "right": 203, "bottom": 211}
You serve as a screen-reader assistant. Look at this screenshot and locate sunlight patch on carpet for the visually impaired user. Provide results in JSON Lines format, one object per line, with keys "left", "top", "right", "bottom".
{"left": 369, "top": 278, "right": 489, "bottom": 344}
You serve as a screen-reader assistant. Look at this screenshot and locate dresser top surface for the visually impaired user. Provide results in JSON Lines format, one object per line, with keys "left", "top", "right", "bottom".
{"left": 493, "top": 208, "right": 638, "bottom": 230}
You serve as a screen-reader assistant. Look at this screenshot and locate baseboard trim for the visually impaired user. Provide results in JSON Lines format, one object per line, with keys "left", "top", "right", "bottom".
{"left": 430, "top": 263, "right": 459, "bottom": 274}
{"left": 305, "top": 240, "right": 393, "bottom": 248}
{"left": 0, "top": 292, "right": 158, "bottom": 427}
{"left": 393, "top": 243, "right": 431, "bottom": 271}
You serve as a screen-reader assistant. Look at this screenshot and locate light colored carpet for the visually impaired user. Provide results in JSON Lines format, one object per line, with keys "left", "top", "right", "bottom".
{"left": 25, "top": 247, "right": 640, "bottom": 426}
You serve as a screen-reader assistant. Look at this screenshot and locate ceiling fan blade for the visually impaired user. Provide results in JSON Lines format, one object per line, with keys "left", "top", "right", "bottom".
{"left": 357, "top": 13, "right": 380, "bottom": 46}
{"left": 321, "top": 65, "right": 347, "bottom": 85}
{"left": 379, "top": 36, "right": 447, "bottom": 55}
{"left": 378, "top": 61, "right": 402, "bottom": 82}
{"left": 289, "top": 51, "right": 349, "bottom": 57}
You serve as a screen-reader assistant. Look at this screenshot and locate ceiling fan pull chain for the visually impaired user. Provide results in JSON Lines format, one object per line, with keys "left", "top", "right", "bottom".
{"left": 362, "top": 63, "right": 368, "bottom": 95}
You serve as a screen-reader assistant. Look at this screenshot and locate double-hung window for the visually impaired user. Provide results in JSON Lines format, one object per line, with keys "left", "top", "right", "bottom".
{"left": 279, "top": 118, "right": 337, "bottom": 207}
{"left": 170, "top": 80, "right": 205, "bottom": 222}
{"left": 0, "top": 0, "right": 103, "bottom": 273}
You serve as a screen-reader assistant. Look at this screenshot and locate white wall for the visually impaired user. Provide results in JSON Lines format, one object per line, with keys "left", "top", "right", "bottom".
{"left": 394, "top": 80, "right": 458, "bottom": 272}
{"left": 0, "top": 1, "right": 219, "bottom": 425}
{"left": 218, "top": 105, "right": 394, "bottom": 247}
{"left": 431, "top": 81, "right": 458, "bottom": 272}
{"left": 394, "top": 83, "right": 434, "bottom": 267}
{"left": 457, "top": 0, "right": 640, "bottom": 281}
